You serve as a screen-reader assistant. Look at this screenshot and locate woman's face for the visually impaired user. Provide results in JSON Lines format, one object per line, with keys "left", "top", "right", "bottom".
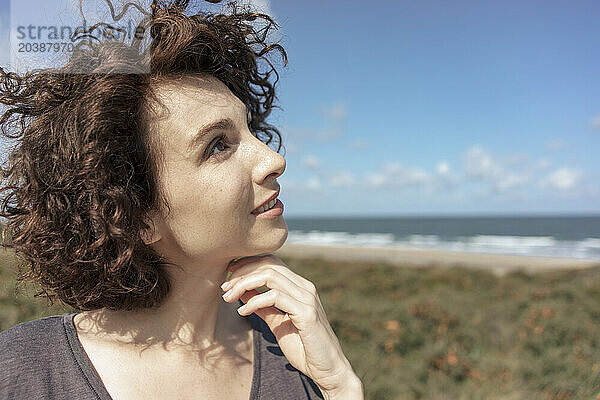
{"left": 146, "top": 75, "right": 288, "bottom": 265}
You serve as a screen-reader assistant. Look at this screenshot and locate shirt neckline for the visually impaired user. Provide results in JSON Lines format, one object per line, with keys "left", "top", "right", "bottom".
{"left": 62, "top": 302, "right": 261, "bottom": 400}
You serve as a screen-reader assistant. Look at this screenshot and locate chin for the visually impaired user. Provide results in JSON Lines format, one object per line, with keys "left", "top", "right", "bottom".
{"left": 270, "top": 227, "right": 289, "bottom": 252}
{"left": 247, "top": 226, "right": 288, "bottom": 256}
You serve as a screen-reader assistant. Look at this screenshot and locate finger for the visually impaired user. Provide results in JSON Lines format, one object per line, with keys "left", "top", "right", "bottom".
{"left": 226, "top": 254, "right": 317, "bottom": 293}
{"left": 222, "top": 255, "right": 270, "bottom": 290}
{"left": 237, "top": 289, "right": 318, "bottom": 332}
{"left": 238, "top": 289, "right": 292, "bottom": 331}
{"left": 225, "top": 264, "right": 324, "bottom": 324}
{"left": 222, "top": 269, "right": 313, "bottom": 305}
{"left": 239, "top": 289, "right": 287, "bottom": 318}
{"left": 226, "top": 254, "right": 271, "bottom": 273}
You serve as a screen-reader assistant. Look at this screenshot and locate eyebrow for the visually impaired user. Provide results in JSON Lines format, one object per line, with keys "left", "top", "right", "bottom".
{"left": 187, "top": 118, "right": 236, "bottom": 153}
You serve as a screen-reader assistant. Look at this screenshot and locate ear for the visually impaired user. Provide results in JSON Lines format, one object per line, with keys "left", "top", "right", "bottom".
{"left": 141, "top": 212, "right": 162, "bottom": 245}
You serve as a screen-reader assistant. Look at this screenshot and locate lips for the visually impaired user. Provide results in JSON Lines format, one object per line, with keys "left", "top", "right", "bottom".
{"left": 251, "top": 189, "right": 280, "bottom": 214}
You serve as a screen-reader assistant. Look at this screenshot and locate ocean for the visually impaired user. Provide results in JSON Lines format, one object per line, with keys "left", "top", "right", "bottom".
{"left": 284, "top": 215, "right": 600, "bottom": 261}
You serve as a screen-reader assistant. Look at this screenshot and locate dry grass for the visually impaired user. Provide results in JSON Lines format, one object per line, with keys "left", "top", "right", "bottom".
{"left": 2, "top": 248, "right": 599, "bottom": 399}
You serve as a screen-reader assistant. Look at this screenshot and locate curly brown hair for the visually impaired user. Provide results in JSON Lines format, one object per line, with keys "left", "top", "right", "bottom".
{"left": 0, "top": 0, "right": 287, "bottom": 311}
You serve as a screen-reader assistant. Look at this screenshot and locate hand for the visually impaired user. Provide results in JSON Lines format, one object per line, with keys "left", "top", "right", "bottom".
{"left": 220, "top": 254, "right": 362, "bottom": 398}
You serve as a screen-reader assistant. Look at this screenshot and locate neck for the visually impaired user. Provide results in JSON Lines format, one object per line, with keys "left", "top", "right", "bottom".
{"left": 74, "top": 255, "right": 250, "bottom": 363}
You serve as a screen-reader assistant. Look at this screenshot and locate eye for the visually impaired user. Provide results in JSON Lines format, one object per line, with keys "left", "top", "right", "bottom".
{"left": 206, "top": 135, "right": 231, "bottom": 159}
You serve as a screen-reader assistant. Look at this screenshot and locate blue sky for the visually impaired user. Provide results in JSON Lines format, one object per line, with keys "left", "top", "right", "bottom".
{"left": 259, "top": 0, "right": 600, "bottom": 216}
{"left": 1, "top": 0, "right": 599, "bottom": 217}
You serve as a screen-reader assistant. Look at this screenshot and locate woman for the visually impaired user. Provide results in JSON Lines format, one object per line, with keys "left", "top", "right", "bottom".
{"left": 0, "top": 0, "right": 363, "bottom": 399}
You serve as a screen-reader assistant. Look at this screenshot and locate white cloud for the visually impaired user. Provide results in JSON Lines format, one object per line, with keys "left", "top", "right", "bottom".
{"left": 301, "top": 155, "right": 320, "bottom": 170}
{"left": 361, "top": 161, "right": 463, "bottom": 193}
{"left": 545, "top": 139, "right": 568, "bottom": 151}
{"left": 289, "top": 102, "right": 348, "bottom": 143}
{"left": 318, "top": 102, "right": 347, "bottom": 140}
{"left": 363, "top": 162, "right": 431, "bottom": 190}
{"left": 283, "top": 142, "right": 590, "bottom": 211}
{"left": 539, "top": 167, "right": 582, "bottom": 191}
{"left": 348, "top": 139, "right": 369, "bottom": 150}
{"left": 500, "top": 153, "right": 529, "bottom": 166}
{"left": 279, "top": 175, "right": 323, "bottom": 193}
{"left": 383, "top": 162, "right": 431, "bottom": 187}
{"left": 535, "top": 158, "right": 551, "bottom": 170}
{"left": 327, "top": 170, "right": 355, "bottom": 188}
{"left": 282, "top": 141, "right": 299, "bottom": 156}
{"left": 436, "top": 161, "right": 450, "bottom": 175}
{"left": 432, "top": 161, "right": 459, "bottom": 192}
{"left": 321, "top": 103, "right": 347, "bottom": 123}
{"left": 462, "top": 145, "right": 541, "bottom": 195}
{"left": 493, "top": 174, "right": 530, "bottom": 192}
{"left": 464, "top": 145, "right": 502, "bottom": 180}
{"left": 366, "top": 173, "right": 386, "bottom": 189}
{"left": 590, "top": 114, "right": 600, "bottom": 130}
{"left": 307, "top": 177, "right": 322, "bottom": 191}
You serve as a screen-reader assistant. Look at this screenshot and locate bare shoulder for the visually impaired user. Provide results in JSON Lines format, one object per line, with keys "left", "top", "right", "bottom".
{"left": 72, "top": 306, "right": 255, "bottom": 400}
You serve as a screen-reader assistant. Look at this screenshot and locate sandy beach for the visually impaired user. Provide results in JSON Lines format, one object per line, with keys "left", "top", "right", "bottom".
{"left": 275, "top": 242, "right": 600, "bottom": 275}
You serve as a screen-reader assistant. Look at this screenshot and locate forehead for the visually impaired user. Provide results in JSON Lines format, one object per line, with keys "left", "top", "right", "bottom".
{"left": 153, "top": 75, "right": 247, "bottom": 121}
{"left": 148, "top": 75, "right": 247, "bottom": 153}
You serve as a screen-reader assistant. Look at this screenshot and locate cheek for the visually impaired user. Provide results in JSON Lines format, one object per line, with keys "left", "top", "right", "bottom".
{"left": 163, "top": 177, "right": 252, "bottom": 254}
{"left": 191, "top": 177, "right": 253, "bottom": 252}
{"left": 195, "top": 175, "right": 251, "bottom": 222}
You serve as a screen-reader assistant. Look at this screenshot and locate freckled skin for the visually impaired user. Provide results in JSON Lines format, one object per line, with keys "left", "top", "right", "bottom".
{"left": 147, "top": 75, "right": 288, "bottom": 267}
{"left": 72, "top": 76, "right": 362, "bottom": 399}
{"left": 71, "top": 75, "right": 291, "bottom": 400}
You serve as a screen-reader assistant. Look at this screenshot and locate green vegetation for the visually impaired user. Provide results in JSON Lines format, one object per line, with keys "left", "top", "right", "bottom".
{"left": 0, "top": 249, "right": 76, "bottom": 330}
{"left": 2, "top": 248, "right": 599, "bottom": 399}
{"left": 283, "top": 256, "right": 600, "bottom": 400}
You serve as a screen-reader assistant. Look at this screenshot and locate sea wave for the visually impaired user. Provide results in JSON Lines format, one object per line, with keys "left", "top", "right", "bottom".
{"left": 286, "top": 230, "right": 600, "bottom": 260}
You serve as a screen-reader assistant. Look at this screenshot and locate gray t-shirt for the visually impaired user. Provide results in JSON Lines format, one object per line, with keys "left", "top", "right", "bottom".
{"left": 0, "top": 307, "right": 323, "bottom": 399}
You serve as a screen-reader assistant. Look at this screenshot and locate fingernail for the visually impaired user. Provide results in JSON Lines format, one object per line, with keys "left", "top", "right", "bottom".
{"left": 221, "top": 281, "right": 232, "bottom": 291}
{"left": 237, "top": 305, "right": 247, "bottom": 315}
{"left": 222, "top": 290, "right": 232, "bottom": 300}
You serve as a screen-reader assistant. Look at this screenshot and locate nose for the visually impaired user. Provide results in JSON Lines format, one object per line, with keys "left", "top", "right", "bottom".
{"left": 250, "top": 135, "right": 286, "bottom": 185}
